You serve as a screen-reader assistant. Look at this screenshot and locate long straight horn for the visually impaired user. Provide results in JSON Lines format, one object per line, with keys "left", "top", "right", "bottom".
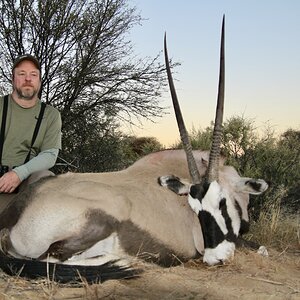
{"left": 164, "top": 33, "right": 201, "bottom": 184}
{"left": 206, "top": 15, "right": 225, "bottom": 183}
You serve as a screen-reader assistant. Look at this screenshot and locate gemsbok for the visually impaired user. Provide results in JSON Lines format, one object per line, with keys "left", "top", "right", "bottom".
{"left": 0, "top": 16, "right": 268, "bottom": 283}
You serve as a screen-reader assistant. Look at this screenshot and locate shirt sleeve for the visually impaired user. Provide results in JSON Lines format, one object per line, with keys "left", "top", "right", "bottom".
{"left": 40, "top": 106, "right": 62, "bottom": 151}
{"left": 13, "top": 148, "right": 59, "bottom": 181}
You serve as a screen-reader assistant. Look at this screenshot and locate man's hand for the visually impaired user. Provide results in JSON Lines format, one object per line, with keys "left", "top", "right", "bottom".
{"left": 0, "top": 171, "right": 21, "bottom": 193}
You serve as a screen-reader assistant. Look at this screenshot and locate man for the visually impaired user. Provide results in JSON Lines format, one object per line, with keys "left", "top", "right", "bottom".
{"left": 0, "top": 54, "right": 61, "bottom": 210}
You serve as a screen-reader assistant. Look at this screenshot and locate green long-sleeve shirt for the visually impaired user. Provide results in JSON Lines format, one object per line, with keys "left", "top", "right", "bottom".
{"left": 0, "top": 95, "right": 62, "bottom": 180}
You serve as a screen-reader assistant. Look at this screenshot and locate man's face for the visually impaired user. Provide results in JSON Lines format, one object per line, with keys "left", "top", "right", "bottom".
{"left": 12, "top": 60, "right": 41, "bottom": 101}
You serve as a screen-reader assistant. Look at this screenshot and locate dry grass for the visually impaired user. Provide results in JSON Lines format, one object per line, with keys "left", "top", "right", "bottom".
{"left": 0, "top": 271, "right": 95, "bottom": 299}
{"left": 247, "top": 189, "right": 300, "bottom": 254}
{"left": 0, "top": 188, "right": 299, "bottom": 299}
{"left": 1, "top": 243, "right": 299, "bottom": 299}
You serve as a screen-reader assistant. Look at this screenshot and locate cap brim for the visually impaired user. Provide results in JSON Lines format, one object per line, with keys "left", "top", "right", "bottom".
{"left": 12, "top": 55, "right": 40, "bottom": 71}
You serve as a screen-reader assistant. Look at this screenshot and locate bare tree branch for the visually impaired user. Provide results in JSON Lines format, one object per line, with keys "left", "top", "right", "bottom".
{"left": 0, "top": 0, "right": 169, "bottom": 123}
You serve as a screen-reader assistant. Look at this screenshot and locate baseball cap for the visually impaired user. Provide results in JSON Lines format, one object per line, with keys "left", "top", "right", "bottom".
{"left": 12, "top": 54, "right": 40, "bottom": 71}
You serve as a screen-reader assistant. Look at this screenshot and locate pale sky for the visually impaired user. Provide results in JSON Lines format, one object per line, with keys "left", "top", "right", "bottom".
{"left": 125, "top": 0, "right": 300, "bottom": 147}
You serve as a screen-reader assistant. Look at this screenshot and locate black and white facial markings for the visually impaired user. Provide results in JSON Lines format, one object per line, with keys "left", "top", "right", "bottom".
{"left": 158, "top": 174, "right": 268, "bottom": 265}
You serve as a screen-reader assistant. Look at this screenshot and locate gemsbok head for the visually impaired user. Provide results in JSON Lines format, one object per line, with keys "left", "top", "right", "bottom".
{"left": 159, "top": 16, "right": 268, "bottom": 264}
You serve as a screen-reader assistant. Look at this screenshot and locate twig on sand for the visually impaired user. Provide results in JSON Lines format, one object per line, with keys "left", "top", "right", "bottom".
{"left": 246, "top": 276, "right": 283, "bottom": 285}
{"left": 246, "top": 276, "right": 299, "bottom": 293}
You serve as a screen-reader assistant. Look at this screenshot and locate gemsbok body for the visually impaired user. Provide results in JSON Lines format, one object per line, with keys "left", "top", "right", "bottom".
{"left": 0, "top": 17, "right": 268, "bottom": 283}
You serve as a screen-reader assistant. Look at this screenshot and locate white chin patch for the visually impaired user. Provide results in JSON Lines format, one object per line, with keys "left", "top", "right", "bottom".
{"left": 203, "top": 240, "right": 235, "bottom": 265}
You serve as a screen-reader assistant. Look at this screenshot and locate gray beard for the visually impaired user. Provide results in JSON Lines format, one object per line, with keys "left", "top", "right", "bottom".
{"left": 15, "top": 87, "right": 38, "bottom": 101}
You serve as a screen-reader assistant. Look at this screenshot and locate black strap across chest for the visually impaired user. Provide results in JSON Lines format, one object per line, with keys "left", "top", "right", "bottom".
{"left": 0, "top": 95, "right": 46, "bottom": 165}
{"left": 0, "top": 95, "right": 8, "bottom": 165}
{"left": 24, "top": 101, "right": 46, "bottom": 163}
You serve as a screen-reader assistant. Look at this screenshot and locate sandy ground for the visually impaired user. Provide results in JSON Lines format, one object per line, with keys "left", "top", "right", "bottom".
{"left": 0, "top": 248, "right": 299, "bottom": 300}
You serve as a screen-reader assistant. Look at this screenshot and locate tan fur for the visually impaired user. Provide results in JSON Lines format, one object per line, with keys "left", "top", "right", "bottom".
{"left": 1, "top": 149, "right": 249, "bottom": 263}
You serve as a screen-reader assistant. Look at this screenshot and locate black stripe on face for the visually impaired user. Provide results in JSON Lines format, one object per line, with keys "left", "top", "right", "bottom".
{"left": 234, "top": 199, "right": 242, "bottom": 219}
{"left": 219, "top": 198, "right": 238, "bottom": 243}
{"left": 240, "top": 219, "right": 250, "bottom": 235}
{"left": 190, "top": 182, "right": 210, "bottom": 202}
{"left": 198, "top": 211, "right": 225, "bottom": 249}
{"left": 234, "top": 199, "right": 250, "bottom": 235}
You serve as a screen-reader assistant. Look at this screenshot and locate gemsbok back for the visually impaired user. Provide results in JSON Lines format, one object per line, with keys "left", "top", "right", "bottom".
{"left": 0, "top": 16, "right": 268, "bottom": 283}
